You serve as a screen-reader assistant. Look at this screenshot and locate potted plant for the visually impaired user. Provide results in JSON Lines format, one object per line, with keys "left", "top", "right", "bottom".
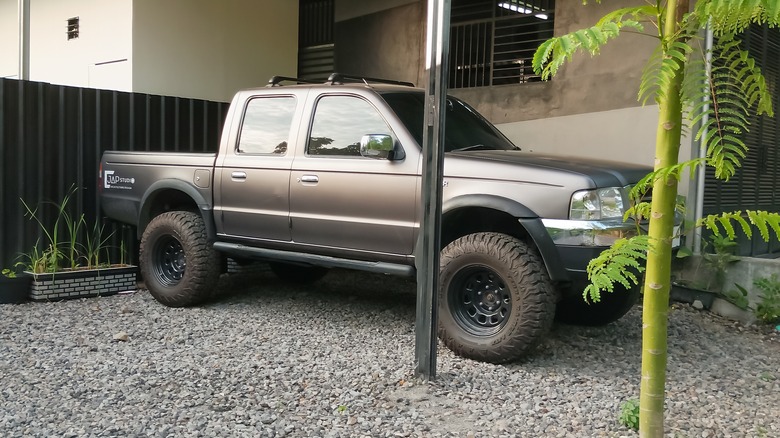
{"left": 0, "top": 268, "right": 31, "bottom": 304}
{"left": 17, "top": 187, "right": 137, "bottom": 301}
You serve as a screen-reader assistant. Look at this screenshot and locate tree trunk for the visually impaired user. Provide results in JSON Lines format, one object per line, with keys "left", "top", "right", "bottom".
{"left": 639, "top": 1, "right": 688, "bottom": 436}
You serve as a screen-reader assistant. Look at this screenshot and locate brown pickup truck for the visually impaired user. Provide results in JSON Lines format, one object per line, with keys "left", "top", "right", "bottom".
{"left": 100, "top": 74, "right": 650, "bottom": 363}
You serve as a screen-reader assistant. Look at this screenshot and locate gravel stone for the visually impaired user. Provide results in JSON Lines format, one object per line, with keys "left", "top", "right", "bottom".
{"left": 1, "top": 268, "right": 778, "bottom": 437}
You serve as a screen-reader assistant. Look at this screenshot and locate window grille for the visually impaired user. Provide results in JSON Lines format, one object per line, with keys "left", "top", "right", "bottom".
{"left": 449, "top": 0, "right": 555, "bottom": 88}
{"left": 67, "top": 17, "right": 79, "bottom": 40}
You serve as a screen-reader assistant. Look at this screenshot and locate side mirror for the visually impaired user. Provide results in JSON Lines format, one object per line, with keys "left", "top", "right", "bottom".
{"left": 360, "top": 134, "right": 403, "bottom": 160}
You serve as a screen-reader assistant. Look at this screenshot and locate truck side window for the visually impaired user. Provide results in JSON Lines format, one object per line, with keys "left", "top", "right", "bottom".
{"left": 237, "top": 96, "right": 296, "bottom": 155}
{"left": 307, "top": 95, "right": 393, "bottom": 157}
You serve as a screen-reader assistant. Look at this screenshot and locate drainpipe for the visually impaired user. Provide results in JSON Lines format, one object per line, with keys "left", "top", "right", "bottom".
{"left": 690, "top": 26, "right": 714, "bottom": 255}
{"left": 18, "top": 0, "right": 30, "bottom": 80}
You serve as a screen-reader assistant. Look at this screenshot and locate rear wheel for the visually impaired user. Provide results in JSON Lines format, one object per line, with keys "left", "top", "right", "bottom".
{"left": 140, "top": 211, "right": 221, "bottom": 307}
{"left": 269, "top": 262, "right": 328, "bottom": 284}
{"left": 438, "top": 232, "right": 556, "bottom": 363}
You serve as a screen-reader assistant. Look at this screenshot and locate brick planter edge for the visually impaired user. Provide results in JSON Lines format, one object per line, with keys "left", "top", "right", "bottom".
{"left": 27, "top": 265, "right": 138, "bottom": 301}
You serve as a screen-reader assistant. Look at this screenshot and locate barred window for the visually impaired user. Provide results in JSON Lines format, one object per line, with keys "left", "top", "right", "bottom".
{"left": 449, "top": 0, "right": 555, "bottom": 88}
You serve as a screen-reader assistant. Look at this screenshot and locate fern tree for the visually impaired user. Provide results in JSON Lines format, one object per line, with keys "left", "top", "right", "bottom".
{"left": 533, "top": 1, "right": 780, "bottom": 436}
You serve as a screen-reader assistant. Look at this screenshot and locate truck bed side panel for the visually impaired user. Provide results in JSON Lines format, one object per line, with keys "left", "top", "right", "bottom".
{"left": 100, "top": 151, "right": 217, "bottom": 227}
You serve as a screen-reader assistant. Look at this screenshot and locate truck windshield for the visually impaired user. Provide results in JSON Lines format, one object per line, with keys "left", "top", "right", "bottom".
{"left": 380, "top": 92, "right": 519, "bottom": 153}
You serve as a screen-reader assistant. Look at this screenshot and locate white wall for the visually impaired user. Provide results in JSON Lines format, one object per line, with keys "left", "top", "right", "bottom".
{"left": 0, "top": 0, "right": 19, "bottom": 78}
{"left": 132, "top": 0, "right": 298, "bottom": 102}
{"left": 28, "top": 0, "right": 133, "bottom": 90}
{"left": 497, "top": 106, "right": 659, "bottom": 166}
{"left": 497, "top": 105, "right": 696, "bottom": 194}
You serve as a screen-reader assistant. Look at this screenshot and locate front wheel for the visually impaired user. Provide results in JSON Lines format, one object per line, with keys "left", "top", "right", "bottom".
{"left": 438, "top": 233, "right": 556, "bottom": 364}
{"left": 140, "top": 211, "right": 221, "bottom": 307}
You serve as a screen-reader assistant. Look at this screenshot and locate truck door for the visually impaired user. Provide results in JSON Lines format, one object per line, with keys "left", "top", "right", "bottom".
{"left": 289, "top": 94, "right": 419, "bottom": 256}
{"left": 215, "top": 94, "right": 299, "bottom": 241}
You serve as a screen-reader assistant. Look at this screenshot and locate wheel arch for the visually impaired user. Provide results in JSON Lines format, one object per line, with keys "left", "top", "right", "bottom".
{"left": 441, "top": 194, "right": 569, "bottom": 282}
{"left": 138, "top": 180, "right": 216, "bottom": 241}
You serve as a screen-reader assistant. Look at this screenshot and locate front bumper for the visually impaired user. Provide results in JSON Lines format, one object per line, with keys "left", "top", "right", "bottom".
{"left": 540, "top": 217, "right": 680, "bottom": 286}
{"left": 541, "top": 218, "right": 639, "bottom": 247}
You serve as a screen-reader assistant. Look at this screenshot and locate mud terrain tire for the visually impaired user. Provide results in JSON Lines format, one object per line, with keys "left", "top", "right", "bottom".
{"left": 438, "top": 232, "right": 555, "bottom": 363}
{"left": 140, "top": 211, "right": 221, "bottom": 307}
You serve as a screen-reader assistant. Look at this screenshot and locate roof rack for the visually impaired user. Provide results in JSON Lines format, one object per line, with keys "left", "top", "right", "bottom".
{"left": 267, "top": 76, "right": 321, "bottom": 87}
{"left": 267, "top": 73, "right": 416, "bottom": 88}
{"left": 326, "top": 73, "right": 415, "bottom": 87}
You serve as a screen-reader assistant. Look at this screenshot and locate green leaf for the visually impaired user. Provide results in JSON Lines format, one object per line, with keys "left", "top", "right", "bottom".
{"left": 584, "top": 236, "right": 650, "bottom": 303}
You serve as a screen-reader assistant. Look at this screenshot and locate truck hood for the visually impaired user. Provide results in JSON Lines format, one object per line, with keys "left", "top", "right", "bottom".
{"left": 445, "top": 150, "right": 651, "bottom": 188}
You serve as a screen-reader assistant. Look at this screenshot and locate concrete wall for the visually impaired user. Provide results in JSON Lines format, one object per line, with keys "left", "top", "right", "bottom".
{"left": 334, "top": 1, "right": 424, "bottom": 87}
{"left": 496, "top": 106, "right": 660, "bottom": 167}
{"left": 452, "top": 0, "right": 664, "bottom": 165}
{"left": 332, "top": 0, "right": 681, "bottom": 168}
{"left": 26, "top": 0, "right": 133, "bottom": 91}
{"left": 132, "top": 0, "right": 299, "bottom": 102}
{"left": 0, "top": 0, "right": 18, "bottom": 78}
{"left": 335, "top": 0, "right": 418, "bottom": 22}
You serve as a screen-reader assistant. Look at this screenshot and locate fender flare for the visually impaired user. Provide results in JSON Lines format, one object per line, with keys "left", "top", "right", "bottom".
{"left": 442, "top": 194, "right": 569, "bottom": 282}
{"left": 137, "top": 179, "right": 216, "bottom": 241}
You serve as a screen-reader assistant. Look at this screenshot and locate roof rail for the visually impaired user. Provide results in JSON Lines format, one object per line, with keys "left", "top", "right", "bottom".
{"left": 267, "top": 76, "right": 322, "bottom": 87}
{"left": 326, "top": 73, "right": 415, "bottom": 87}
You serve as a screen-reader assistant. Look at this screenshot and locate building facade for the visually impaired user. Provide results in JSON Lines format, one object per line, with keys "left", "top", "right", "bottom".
{"left": 1, "top": 0, "right": 299, "bottom": 102}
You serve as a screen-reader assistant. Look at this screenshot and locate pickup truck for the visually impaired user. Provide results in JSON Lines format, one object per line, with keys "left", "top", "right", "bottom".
{"left": 100, "top": 74, "right": 650, "bottom": 364}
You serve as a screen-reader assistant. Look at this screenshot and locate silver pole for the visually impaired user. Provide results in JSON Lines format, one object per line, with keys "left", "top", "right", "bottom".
{"left": 415, "top": 0, "right": 450, "bottom": 381}
{"left": 18, "top": 0, "right": 30, "bottom": 80}
{"left": 690, "top": 27, "right": 714, "bottom": 255}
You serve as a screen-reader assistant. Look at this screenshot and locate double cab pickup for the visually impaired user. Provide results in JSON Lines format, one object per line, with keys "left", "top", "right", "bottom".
{"left": 100, "top": 74, "right": 650, "bottom": 363}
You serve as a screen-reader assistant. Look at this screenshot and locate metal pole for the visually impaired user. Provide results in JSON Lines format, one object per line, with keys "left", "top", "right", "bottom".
{"left": 18, "top": 0, "right": 30, "bottom": 80}
{"left": 415, "top": 0, "right": 450, "bottom": 381}
{"left": 691, "top": 26, "right": 714, "bottom": 255}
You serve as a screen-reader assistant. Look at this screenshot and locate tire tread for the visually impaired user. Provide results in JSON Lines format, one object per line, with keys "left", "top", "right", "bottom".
{"left": 438, "top": 232, "right": 555, "bottom": 363}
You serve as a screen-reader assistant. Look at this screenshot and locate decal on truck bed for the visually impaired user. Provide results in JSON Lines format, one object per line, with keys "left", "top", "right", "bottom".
{"left": 104, "top": 170, "right": 135, "bottom": 190}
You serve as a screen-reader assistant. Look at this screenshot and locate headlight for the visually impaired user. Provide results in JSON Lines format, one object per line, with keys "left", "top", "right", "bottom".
{"left": 569, "top": 187, "right": 626, "bottom": 220}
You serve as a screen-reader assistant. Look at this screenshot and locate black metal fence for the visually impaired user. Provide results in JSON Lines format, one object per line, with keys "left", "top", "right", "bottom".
{"left": 0, "top": 78, "right": 228, "bottom": 271}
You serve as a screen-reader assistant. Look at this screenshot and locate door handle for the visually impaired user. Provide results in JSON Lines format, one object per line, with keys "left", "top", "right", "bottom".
{"left": 299, "top": 175, "right": 319, "bottom": 183}
{"left": 231, "top": 171, "right": 247, "bottom": 180}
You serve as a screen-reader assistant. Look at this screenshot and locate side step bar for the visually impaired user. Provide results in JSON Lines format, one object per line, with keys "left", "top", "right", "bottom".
{"left": 212, "top": 242, "right": 416, "bottom": 277}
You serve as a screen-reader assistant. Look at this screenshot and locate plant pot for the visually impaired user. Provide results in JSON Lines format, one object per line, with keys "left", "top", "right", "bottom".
{"left": 0, "top": 275, "right": 31, "bottom": 304}
{"left": 670, "top": 282, "right": 717, "bottom": 309}
{"left": 26, "top": 265, "right": 138, "bottom": 301}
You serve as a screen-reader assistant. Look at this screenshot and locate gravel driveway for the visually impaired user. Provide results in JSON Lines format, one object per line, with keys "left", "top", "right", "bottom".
{"left": 1, "top": 268, "right": 778, "bottom": 437}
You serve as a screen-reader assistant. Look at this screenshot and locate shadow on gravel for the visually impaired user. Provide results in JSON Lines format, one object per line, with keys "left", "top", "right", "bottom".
{"left": 214, "top": 266, "right": 418, "bottom": 306}
{"left": 203, "top": 265, "right": 653, "bottom": 372}
{"left": 198, "top": 264, "right": 778, "bottom": 386}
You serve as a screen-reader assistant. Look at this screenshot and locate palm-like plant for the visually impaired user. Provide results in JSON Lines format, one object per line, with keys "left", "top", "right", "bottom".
{"left": 533, "top": 1, "right": 780, "bottom": 436}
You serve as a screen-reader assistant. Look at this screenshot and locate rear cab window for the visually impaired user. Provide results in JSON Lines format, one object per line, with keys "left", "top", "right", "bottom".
{"left": 237, "top": 96, "right": 297, "bottom": 155}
